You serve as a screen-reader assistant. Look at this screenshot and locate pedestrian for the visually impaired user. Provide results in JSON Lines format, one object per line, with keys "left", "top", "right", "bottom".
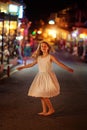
{"left": 17, "top": 41, "right": 74, "bottom": 116}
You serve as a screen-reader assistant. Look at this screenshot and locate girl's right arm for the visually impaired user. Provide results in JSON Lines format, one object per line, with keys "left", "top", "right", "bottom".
{"left": 17, "top": 60, "right": 37, "bottom": 71}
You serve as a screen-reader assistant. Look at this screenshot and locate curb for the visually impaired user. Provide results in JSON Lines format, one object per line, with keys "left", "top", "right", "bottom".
{"left": 0, "top": 64, "right": 19, "bottom": 80}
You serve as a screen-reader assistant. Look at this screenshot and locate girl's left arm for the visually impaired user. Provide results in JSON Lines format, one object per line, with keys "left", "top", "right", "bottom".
{"left": 50, "top": 55, "right": 74, "bottom": 73}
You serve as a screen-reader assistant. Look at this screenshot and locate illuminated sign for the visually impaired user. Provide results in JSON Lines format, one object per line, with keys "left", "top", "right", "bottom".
{"left": 18, "top": 6, "right": 23, "bottom": 18}
{"left": 9, "top": 4, "right": 18, "bottom": 13}
{"left": 9, "top": 4, "right": 23, "bottom": 18}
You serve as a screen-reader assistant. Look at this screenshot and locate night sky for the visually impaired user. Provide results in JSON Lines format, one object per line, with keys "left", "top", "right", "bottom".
{"left": 23, "top": 0, "right": 86, "bottom": 22}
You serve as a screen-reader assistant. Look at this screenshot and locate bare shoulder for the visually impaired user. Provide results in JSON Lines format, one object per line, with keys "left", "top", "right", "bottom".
{"left": 49, "top": 54, "right": 60, "bottom": 64}
{"left": 49, "top": 54, "right": 54, "bottom": 58}
{"left": 49, "top": 54, "right": 56, "bottom": 61}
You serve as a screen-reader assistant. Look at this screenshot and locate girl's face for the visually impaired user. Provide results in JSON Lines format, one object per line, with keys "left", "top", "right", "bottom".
{"left": 40, "top": 43, "right": 49, "bottom": 53}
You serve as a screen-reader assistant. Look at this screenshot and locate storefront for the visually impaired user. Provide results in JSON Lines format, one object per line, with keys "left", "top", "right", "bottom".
{"left": 0, "top": 1, "right": 24, "bottom": 74}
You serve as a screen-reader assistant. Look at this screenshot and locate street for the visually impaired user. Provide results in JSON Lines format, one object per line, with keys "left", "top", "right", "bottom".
{"left": 0, "top": 50, "right": 87, "bottom": 130}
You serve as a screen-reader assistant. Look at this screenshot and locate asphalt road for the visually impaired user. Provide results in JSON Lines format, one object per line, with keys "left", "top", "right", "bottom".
{"left": 0, "top": 50, "right": 87, "bottom": 130}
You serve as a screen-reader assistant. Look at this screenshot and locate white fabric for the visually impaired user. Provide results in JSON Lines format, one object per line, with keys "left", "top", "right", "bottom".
{"left": 28, "top": 55, "right": 60, "bottom": 97}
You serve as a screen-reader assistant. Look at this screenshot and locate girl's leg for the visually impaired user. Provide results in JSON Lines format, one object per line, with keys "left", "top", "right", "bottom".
{"left": 44, "top": 98, "right": 55, "bottom": 116}
{"left": 38, "top": 98, "right": 47, "bottom": 115}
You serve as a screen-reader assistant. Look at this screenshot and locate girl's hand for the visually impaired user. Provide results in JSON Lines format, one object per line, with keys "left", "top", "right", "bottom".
{"left": 68, "top": 68, "right": 74, "bottom": 73}
{"left": 17, "top": 66, "right": 25, "bottom": 71}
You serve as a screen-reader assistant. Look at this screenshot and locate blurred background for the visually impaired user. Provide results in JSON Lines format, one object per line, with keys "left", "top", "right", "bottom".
{"left": 0, "top": 0, "right": 87, "bottom": 73}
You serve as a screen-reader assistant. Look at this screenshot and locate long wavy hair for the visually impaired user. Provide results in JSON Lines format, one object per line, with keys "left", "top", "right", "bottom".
{"left": 31, "top": 41, "right": 55, "bottom": 59}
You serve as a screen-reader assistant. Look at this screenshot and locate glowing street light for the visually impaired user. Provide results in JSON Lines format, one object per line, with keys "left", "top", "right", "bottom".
{"left": 48, "top": 20, "right": 55, "bottom": 25}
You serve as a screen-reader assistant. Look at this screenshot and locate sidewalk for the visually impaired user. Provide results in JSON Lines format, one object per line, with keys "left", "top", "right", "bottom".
{"left": 0, "top": 57, "right": 34, "bottom": 80}
{"left": 0, "top": 63, "right": 19, "bottom": 80}
{"left": 0, "top": 56, "right": 21, "bottom": 79}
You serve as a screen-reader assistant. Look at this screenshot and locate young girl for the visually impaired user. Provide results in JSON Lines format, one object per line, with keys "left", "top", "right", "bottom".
{"left": 17, "top": 41, "right": 73, "bottom": 116}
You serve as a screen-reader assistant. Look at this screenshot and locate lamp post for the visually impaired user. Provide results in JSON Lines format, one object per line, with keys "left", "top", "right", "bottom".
{"left": 1, "top": 19, "right": 4, "bottom": 64}
{"left": 7, "top": 13, "right": 11, "bottom": 77}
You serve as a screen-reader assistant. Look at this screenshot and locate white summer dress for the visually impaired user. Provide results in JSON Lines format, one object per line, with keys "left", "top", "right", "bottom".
{"left": 28, "top": 54, "right": 60, "bottom": 98}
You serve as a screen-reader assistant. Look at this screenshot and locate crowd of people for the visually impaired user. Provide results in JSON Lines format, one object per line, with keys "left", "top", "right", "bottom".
{"left": 56, "top": 39, "right": 87, "bottom": 62}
